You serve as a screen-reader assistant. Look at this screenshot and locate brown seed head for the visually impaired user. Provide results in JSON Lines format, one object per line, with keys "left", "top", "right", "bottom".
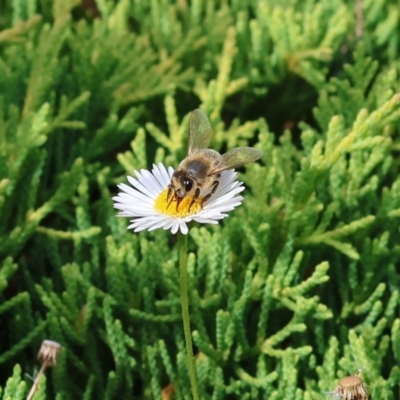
{"left": 37, "top": 340, "right": 61, "bottom": 367}
{"left": 330, "top": 374, "right": 368, "bottom": 400}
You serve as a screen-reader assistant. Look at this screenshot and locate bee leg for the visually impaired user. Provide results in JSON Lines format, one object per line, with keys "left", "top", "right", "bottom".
{"left": 189, "top": 188, "right": 201, "bottom": 211}
{"left": 211, "top": 180, "right": 219, "bottom": 194}
{"left": 175, "top": 196, "right": 182, "bottom": 211}
{"left": 167, "top": 185, "right": 174, "bottom": 209}
{"left": 201, "top": 180, "right": 219, "bottom": 206}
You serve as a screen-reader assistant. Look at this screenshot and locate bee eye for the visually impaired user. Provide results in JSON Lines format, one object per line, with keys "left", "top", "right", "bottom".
{"left": 183, "top": 178, "right": 193, "bottom": 192}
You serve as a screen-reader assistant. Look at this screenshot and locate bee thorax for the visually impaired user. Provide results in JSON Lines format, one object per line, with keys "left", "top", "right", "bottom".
{"left": 185, "top": 159, "right": 209, "bottom": 178}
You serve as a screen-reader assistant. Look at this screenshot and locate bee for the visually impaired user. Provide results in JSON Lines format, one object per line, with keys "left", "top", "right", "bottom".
{"left": 168, "top": 109, "right": 263, "bottom": 210}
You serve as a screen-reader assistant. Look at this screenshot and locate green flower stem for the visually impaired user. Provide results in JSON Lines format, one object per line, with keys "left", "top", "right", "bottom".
{"left": 178, "top": 231, "right": 199, "bottom": 400}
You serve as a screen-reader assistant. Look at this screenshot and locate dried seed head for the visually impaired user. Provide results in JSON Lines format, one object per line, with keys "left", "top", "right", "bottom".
{"left": 329, "top": 373, "right": 368, "bottom": 400}
{"left": 37, "top": 340, "right": 61, "bottom": 366}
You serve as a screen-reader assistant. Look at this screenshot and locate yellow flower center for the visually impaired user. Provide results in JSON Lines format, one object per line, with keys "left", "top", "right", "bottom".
{"left": 154, "top": 189, "right": 203, "bottom": 217}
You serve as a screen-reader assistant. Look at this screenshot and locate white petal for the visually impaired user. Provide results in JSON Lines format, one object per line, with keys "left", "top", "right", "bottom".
{"left": 193, "top": 217, "right": 220, "bottom": 224}
{"left": 206, "top": 190, "right": 244, "bottom": 208}
{"left": 207, "top": 200, "right": 243, "bottom": 212}
{"left": 141, "top": 169, "right": 163, "bottom": 192}
{"left": 113, "top": 194, "right": 153, "bottom": 207}
{"left": 179, "top": 222, "right": 189, "bottom": 234}
{"left": 156, "top": 163, "right": 173, "bottom": 187}
{"left": 163, "top": 219, "right": 175, "bottom": 230}
{"left": 116, "top": 183, "right": 152, "bottom": 201}
{"left": 148, "top": 217, "right": 173, "bottom": 231}
{"left": 152, "top": 164, "right": 168, "bottom": 188}
{"left": 128, "top": 216, "right": 162, "bottom": 229}
{"left": 127, "top": 175, "right": 158, "bottom": 199}
{"left": 171, "top": 220, "right": 180, "bottom": 234}
{"left": 167, "top": 166, "right": 175, "bottom": 177}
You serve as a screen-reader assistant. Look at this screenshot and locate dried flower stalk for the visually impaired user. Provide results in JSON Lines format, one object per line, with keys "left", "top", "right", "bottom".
{"left": 26, "top": 340, "right": 61, "bottom": 400}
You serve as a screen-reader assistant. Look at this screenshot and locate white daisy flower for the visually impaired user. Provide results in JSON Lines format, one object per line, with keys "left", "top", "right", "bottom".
{"left": 112, "top": 162, "right": 245, "bottom": 235}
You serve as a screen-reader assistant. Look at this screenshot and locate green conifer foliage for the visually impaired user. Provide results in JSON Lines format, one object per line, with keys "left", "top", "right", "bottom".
{"left": 0, "top": 0, "right": 399, "bottom": 399}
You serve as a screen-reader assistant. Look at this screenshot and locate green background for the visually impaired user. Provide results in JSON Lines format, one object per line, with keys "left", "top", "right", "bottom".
{"left": 0, "top": 0, "right": 399, "bottom": 399}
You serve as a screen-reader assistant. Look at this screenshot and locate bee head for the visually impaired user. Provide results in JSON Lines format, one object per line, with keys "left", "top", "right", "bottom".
{"left": 171, "top": 170, "right": 194, "bottom": 198}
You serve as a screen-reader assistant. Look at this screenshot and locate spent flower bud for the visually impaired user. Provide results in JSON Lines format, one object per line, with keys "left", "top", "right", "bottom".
{"left": 329, "top": 372, "right": 368, "bottom": 400}
{"left": 37, "top": 340, "right": 61, "bottom": 367}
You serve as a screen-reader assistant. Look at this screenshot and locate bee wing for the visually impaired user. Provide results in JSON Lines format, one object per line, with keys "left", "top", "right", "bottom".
{"left": 211, "top": 147, "right": 263, "bottom": 174}
{"left": 187, "top": 109, "right": 212, "bottom": 155}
